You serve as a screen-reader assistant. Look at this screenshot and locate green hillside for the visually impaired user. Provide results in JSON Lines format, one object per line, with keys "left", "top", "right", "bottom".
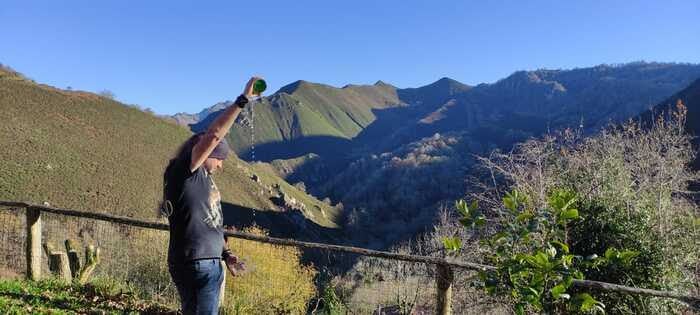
{"left": 192, "top": 80, "right": 404, "bottom": 161}
{"left": 0, "top": 66, "right": 339, "bottom": 228}
{"left": 282, "top": 80, "right": 401, "bottom": 137}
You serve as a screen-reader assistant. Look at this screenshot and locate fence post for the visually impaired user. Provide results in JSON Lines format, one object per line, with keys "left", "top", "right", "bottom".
{"left": 26, "top": 207, "right": 42, "bottom": 281}
{"left": 49, "top": 252, "right": 72, "bottom": 283}
{"left": 436, "top": 264, "right": 453, "bottom": 315}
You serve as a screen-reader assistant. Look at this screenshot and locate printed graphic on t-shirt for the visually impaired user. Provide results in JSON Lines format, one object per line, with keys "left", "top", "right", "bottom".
{"left": 204, "top": 176, "right": 223, "bottom": 228}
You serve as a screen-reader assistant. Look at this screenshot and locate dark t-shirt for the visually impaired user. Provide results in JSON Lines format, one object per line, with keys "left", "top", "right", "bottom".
{"left": 164, "top": 152, "right": 224, "bottom": 264}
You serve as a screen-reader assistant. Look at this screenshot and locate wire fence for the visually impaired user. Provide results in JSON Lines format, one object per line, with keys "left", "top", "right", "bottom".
{"left": 0, "top": 202, "right": 697, "bottom": 314}
{"left": 0, "top": 203, "right": 502, "bottom": 314}
{"left": 0, "top": 204, "right": 177, "bottom": 305}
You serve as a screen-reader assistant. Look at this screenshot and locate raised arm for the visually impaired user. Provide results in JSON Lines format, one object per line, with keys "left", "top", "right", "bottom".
{"left": 189, "top": 77, "right": 260, "bottom": 172}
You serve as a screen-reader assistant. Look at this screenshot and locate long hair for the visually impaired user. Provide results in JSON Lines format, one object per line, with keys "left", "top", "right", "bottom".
{"left": 169, "top": 133, "right": 204, "bottom": 166}
{"left": 159, "top": 133, "right": 204, "bottom": 217}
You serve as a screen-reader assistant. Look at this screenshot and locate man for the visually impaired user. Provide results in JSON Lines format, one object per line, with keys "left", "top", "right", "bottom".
{"left": 162, "top": 77, "right": 260, "bottom": 314}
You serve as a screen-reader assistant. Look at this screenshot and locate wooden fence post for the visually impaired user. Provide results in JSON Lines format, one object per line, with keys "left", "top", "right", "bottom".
{"left": 49, "top": 252, "right": 72, "bottom": 282}
{"left": 26, "top": 207, "right": 42, "bottom": 281}
{"left": 436, "top": 264, "right": 453, "bottom": 315}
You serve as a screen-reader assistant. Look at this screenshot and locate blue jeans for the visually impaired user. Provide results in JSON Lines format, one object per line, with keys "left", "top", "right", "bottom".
{"left": 169, "top": 258, "right": 224, "bottom": 315}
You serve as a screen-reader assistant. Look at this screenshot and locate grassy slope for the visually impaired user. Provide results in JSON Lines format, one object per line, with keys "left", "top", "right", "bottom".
{"left": 267, "top": 153, "right": 320, "bottom": 177}
{"left": 287, "top": 81, "right": 401, "bottom": 137}
{"left": 0, "top": 68, "right": 338, "bottom": 227}
{"left": 227, "top": 93, "right": 348, "bottom": 155}
{"left": 221, "top": 81, "right": 402, "bottom": 159}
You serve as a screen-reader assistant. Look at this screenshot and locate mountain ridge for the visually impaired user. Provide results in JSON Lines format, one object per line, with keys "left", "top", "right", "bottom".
{"left": 0, "top": 66, "right": 341, "bottom": 240}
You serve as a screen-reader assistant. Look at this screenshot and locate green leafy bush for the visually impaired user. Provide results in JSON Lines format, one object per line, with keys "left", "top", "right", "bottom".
{"left": 467, "top": 105, "right": 699, "bottom": 314}
{"left": 450, "top": 190, "right": 637, "bottom": 314}
{"left": 569, "top": 200, "right": 683, "bottom": 314}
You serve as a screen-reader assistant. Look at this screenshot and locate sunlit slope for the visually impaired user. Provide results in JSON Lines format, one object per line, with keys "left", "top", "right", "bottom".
{"left": 0, "top": 67, "right": 339, "bottom": 227}
{"left": 193, "top": 80, "right": 403, "bottom": 161}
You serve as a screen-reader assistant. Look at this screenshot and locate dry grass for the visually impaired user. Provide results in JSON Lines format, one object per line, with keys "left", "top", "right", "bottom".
{"left": 222, "top": 226, "right": 317, "bottom": 314}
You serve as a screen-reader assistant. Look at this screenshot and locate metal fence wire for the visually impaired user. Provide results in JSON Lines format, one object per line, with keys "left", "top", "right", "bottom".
{"left": 0, "top": 205, "right": 504, "bottom": 314}
{"left": 0, "top": 203, "right": 696, "bottom": 314}
{"left": 1, "top": 206, "right": 178, "bottom": 305}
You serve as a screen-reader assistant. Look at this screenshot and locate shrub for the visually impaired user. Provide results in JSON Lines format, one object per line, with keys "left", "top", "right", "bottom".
{"left": 569, "top": 201, "right": 669, "bottom": 314}
{"left": 222, "top": 226, "right": 317, "bottom": 314}
{"left": 450, "top": 190, "right": 638, "bottom": 314}
{"left": 468, "top": 104, "right": 699, "bottom": 314}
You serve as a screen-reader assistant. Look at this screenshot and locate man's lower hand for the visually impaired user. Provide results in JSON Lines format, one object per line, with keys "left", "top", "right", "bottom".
{"left": 224, "top": 255, "right": 246, "bottom": 277}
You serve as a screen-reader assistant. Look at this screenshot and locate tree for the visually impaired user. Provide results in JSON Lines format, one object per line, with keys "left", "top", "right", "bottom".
{"left": 98, "top": 90, "right": 115, "bottom": 99}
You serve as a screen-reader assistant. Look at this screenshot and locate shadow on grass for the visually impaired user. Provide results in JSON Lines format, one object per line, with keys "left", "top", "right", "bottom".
{"left": 221, "top": 202, "right": 341, "bottom": 243}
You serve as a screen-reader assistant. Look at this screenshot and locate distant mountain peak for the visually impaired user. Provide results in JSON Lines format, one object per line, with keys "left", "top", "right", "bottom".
{"left": 278, "top": 79, "right": 401, "bottom": 95}
{"left": 169, "top": 100, "right": 233, "bottom": 126}
{"left": 498, "top": 70, "right": 567, "bottom": 92}
{"left": 276, "top": 80, "right": 310, "bottom": 95}
{"left": 427, "top": 77, "right": 470, "bottom": 92}
{"left": 435, "top": 76, "right": 459, "bottom": 83}
{"left": 401, "top": 77, "right": 471, "bottom": 97}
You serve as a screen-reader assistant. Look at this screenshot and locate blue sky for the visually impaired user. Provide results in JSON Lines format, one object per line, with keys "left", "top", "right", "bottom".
{"left": 2, "top": 1, "right": 699, "bottom": 115}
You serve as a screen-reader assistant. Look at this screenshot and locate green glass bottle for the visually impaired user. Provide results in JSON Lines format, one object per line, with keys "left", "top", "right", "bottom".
{"left": 253, "top": 79, "right": 267, "bottom": 95}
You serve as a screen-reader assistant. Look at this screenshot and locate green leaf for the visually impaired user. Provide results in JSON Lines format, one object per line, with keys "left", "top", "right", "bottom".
{"left": 550, "top": 240, "right": 570, "bottom": 254}
{"left": 455, "top": 200, "right": 469, "bottom": 217}
{"left": 504, "top": 190, "right": 528, "bottom": 214}
{"left": 575, "top": 293, "right": 605, "bottom": 312}
{"left": 551, "top": 283, "right": 567, "bottom": 299}
{"left": 564, "top": 275, "right": 574, "bottom": 287}
{"left": 470, "top": 199, "right": 479, "bottom": 213}
{"left": 503, "top": 195, "right": 517, "bottom": 213}
{"left": 514, "top": 304, "right": 525, "bottom": 315}
{"left": 562, "top": 195, "right": 577, "bottom": 210}
{"left": 547, "top": 189, "right": 577, "bottom": 211}
{"left": 604, "top": 247, "right": 617, "bottom": 260}
{"left": 442, "top": 237, "right": 462, "bottom": 252}
{"left": 618, "top": 250, "right": 639, "bottom": 263}
{"left": 530, "top": 273, "right": 545, "bottom": 288}
{"left": 456, "top": 199, "right": 485, "bottom": 228}
{"left": 559, "top": 209, "right": 579, "bottom": 222}
{"left": 458, "top": 217, "right": 473, "bottom": 227}
{"left": 491, "top": 231, "right": 509, "bottom": 244}
{"left": 561, "top": 254, "right": 574, "bottom": 268}
{"left": 528, "top": 287, "right": 540, "bottom": 296}
{"left": 516, "top": 211, "right": 533, "bottom": 222}
{"left": 529, "top": 252, "right": 551, "bottom": 269}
